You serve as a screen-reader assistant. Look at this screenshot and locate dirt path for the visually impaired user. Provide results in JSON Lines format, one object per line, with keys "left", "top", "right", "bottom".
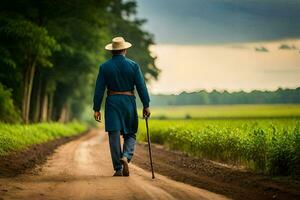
{"left": 0, "top": 129, "right": 229, "bottom": 200}
{"left": 133, "top": 144, "right": 300, "bottom": 200}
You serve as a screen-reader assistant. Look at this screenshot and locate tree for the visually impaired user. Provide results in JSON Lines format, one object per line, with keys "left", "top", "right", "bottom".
{"left": 0, "top": 15, "right": 59, "bottom": 123}
{"left": 107, "top": 0, "right": 160, "bottom": 81}
{"left": 0, "top": 0, "right": 160, "bottom": 123}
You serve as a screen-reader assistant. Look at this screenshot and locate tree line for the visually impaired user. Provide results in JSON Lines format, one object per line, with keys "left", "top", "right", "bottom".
{"left": 149, "top": 88, "right": 300, "bottom": 106}
{"left": 0, "top": 0, "right": 159, "bottom": 123}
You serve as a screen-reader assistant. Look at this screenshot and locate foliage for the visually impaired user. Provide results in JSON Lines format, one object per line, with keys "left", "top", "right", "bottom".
{"left": 137, "top": 119, "right": 300, "bottom": 177}
{"left": 107, "top": 0, "right": 160, "bottom": 81}
{"left": 0, "top": 0, "right": 159, "bottom": 123}
{"left": 0, "top": 83, "right": 21, "bottom": 123}
{"left": 0, "top": 122, "right": 86, "bottom": 156}
{"left": 0, "top": 15, "right": 60, "bottom": 68}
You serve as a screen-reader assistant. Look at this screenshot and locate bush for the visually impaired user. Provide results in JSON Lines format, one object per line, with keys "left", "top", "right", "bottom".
{"left": 0, "top": 83, "right": 21, "bottom": 123}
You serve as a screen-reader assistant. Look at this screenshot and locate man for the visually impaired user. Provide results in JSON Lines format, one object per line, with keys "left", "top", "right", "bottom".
{"left": 93, "top": 37, "right": 151, "bottom": 177}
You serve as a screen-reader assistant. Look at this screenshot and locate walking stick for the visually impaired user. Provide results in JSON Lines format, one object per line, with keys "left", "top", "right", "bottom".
{"left": 145, "top": 117, "right": 155, "bottom": 179}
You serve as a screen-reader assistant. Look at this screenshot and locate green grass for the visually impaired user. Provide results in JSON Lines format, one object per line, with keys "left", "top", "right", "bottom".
{"left": 0, "top": 122, "right": 87, "bottom": 156}
{"left": 137, "top": 118, "right": 300, "bottom": 176}
{"left": 143, "top": 104, "right": 300, "bottom": 119}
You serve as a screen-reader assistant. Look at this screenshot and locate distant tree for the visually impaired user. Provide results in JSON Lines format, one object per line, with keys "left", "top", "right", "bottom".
{"left": 150, "top": 88, "right": 300, "bottom": 106}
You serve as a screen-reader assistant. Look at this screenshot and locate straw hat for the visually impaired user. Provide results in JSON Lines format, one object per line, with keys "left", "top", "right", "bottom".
{"left": 105, "top": 37, "right": 132, "bottom": 50}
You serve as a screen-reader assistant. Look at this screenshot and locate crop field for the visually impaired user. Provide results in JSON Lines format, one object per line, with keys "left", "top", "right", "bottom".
{"left": 144, "top": 104, "right": 300, "bottom": 119}
{"left": 0, "top": 122, "right": 87, "bottom": 156}
{"left": 137, "top": 105, "right": 300, "bottom": 177}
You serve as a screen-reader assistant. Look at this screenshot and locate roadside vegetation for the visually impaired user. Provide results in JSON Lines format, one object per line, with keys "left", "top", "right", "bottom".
{"left": 137, "top": 109, "right": 300, "bottom": 177}
{"left": 0, "top": 122, "right": 86, "bottom": 156}
{"left": 0, "top": 84, "right": 21, "bottom": 123}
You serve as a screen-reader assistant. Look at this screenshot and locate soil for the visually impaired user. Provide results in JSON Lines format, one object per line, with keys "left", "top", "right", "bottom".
{"left": 0, "top": 130, "right": 88, "bottom": 177}
{"left": 133, "top": 143, "right": 300, "bottom": 200}
{"left": 0, "top": 129, "right": 228, "bottom": 200}
{"left": 0, "top": 128, "right": 299, "bottom": 200}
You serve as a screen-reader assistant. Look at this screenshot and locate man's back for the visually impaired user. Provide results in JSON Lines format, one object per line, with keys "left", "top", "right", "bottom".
{"left": 95, "top": 54, "right": 150, "bottom": 111}
{"left": 101, "top": 54, "right": 137, "bottom": 92}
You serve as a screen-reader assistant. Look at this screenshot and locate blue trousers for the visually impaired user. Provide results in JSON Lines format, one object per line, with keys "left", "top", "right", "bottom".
{"left": 108, "top": 131, "right": 136, "bottom": 171}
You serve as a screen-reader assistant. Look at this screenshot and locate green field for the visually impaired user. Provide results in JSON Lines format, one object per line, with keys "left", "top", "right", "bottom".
{"left": 137, "top": 105, "right": 300, "bottom": 177}
{"left": 0, "top": 122, "right": 87, "bottom": 156}
{"left": 145, "top": 104, "right": 300, "bottom": 119}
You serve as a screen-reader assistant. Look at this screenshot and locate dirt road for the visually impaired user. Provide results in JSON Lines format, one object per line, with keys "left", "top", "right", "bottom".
{"left": 0, "top": 129, "right": 229, "bottom": 200}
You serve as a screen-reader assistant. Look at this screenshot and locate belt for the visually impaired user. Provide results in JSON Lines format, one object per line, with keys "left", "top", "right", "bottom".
{"left": 107, "top": 90, "right": 135, "bottom": 96}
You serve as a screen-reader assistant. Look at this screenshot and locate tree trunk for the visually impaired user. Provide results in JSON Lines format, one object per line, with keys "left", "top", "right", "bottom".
{"left": 58, "top": 103, "right": 69, "bottom": 123}
{"left": 30, "top": 69, "right": 42, "bottom": 122}
{"left": 22, "top": 62, "right": 36, "bottom": 124}
{"left": 40, "top": 92, "right": 48, "bottom": 122}
{"left": 47, "top": 91, "right": 54, "bottom": 121}
{"left": 22, "top": 66, "right": 29, "bottom": 122}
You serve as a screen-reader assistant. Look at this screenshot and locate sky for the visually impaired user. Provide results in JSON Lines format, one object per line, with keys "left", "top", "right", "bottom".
{"left": 136, "top": 0, "right": 300, "bottom": 94}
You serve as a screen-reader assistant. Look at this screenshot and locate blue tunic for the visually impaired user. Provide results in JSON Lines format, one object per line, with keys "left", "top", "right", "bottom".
{"left": 93, "top": 54, "right": 150, "bottom": 134}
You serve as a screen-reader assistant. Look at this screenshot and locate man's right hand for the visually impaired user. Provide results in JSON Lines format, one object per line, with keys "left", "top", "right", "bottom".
{"left": 94, "top": 111, "right": 101, "bottom": 122}
{"left": 143, "top": 107, "right": 151, "bottom": 118}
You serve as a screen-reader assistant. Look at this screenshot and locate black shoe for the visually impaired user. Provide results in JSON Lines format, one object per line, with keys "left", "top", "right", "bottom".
{"left": 113, "top": 170, "right": 123, "bottom": 176}
{"left": 120, "top": 157, "right": 129, "bottom": 176}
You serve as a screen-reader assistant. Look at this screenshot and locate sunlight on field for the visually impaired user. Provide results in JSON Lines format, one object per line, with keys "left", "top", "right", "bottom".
{"left": 146, "top": 104, "right": 300, "bottom": 119}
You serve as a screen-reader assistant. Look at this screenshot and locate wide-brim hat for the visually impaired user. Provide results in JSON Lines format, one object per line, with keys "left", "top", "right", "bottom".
{"left": 105, "top": 37, "right": 132, "bottom": 50}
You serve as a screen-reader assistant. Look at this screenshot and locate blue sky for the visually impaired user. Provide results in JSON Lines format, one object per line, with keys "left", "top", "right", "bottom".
{"left": 137, "top": 0, "right": 300, "bottom": 44}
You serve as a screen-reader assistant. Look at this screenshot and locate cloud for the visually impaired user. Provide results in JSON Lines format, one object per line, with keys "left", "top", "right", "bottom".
{"left": 137, "top": 0, "right": 300, "bottom": 44}
{"left": 255, "top": 46, "right": 269, "bottom": 52}
{"left": 279, "top": 44, "right": 297, "bottom": 50}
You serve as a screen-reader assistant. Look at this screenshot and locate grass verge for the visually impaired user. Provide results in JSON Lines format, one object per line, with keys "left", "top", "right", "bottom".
{"left": 0, "top": 122, "right": 87, "bottom": 156}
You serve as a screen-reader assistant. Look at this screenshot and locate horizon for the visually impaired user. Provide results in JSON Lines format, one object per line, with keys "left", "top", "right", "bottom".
{"left": 149, "top": 86, "right": 300, "bottom": 96}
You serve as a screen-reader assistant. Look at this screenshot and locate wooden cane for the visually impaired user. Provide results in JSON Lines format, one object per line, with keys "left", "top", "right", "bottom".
{"left": 145, "top": 117, "right": 155, "bottom": 179}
